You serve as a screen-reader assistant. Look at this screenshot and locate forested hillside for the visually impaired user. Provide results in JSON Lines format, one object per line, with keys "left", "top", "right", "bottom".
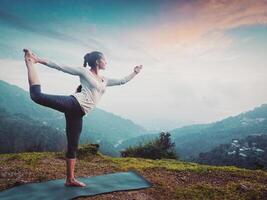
{"left": 194, "top": 134, "right": 267, "bottom": 170}
{"left": 0, "top": 80, "right": 149, "bottom": 156}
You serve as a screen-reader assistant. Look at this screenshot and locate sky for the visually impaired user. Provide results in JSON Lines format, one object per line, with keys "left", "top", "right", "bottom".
{"left": 0, "top": 0, "right": 267, "bottom": 131}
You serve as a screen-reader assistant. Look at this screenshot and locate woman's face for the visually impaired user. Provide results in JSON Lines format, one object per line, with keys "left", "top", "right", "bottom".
{"left": 97, "top": 56, "right": 107, "bottom": 70}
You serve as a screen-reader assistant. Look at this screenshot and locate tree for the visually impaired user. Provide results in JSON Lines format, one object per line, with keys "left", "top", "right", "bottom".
{"left": 121, "top": 131, "right": 178, "bottom": 160}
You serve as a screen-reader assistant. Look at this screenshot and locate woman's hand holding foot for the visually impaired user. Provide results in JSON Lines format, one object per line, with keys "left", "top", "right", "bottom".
{"left": 23, "top": 48, "right": 41, "bottom": 64}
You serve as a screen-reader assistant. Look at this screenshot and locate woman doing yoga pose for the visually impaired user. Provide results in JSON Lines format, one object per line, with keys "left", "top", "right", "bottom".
{"left": 23, "top": 49, "right": 143, "bottom": 187}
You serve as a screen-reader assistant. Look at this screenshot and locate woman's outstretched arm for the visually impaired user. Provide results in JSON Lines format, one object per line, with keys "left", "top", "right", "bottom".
{"left": 105, "top": 72, "right": 137, "bottom": 86}
{"left": 39, "top": 59, "right": 86, "bottom": 76}
{"left": 105, "top": 65, "right": 143, "bottom": 86}
{"left": 23, "top": 49, "right": 85, "bottom": 76}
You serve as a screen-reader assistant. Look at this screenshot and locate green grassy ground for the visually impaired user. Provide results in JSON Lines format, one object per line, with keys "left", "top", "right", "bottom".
{"left": 0, "top": 151, "right": 266, "bottom": 200}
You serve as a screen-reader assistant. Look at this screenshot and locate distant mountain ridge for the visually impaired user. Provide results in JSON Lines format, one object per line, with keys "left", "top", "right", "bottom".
{"left": 172, "top": 103, "right": 267, "bottom": 160}
{"left": 117, "top": 104, "right": 267, "bottom": 160}
{"left": 2, "top": 80, "right": 267, "bottom": 161}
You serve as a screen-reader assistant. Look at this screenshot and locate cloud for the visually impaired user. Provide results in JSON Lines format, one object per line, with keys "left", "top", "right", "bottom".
{"left": 165, "top": 0, "right": 266, "bottom": 41}
{"left": 0, "top": 10, "right": 100, "bottom": 48}
{"left": 1, "top": 1, "right": 267, "bottom": 129}
{"left": 124, "top": 0, "right": 267, "bottom": 60}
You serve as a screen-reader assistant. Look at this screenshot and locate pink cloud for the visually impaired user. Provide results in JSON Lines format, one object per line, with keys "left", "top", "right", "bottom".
{"left": 126, "top": 0, "right": 267, "bottom": 58}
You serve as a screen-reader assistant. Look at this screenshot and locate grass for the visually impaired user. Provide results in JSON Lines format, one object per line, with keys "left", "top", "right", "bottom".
{"left": 175, "top": 181, "right": 267, "bottom": 200}
{"left": 101, "top": 155, "right": 267, "bottom": 199}
{"left": 101, "top": 155, "right": 267, "bottom": 175}
{"left": 1, "top": 152, "right": 52, "bottom": 167}
{"left": 0, "top": 151, "right": 266, "bottom": 200}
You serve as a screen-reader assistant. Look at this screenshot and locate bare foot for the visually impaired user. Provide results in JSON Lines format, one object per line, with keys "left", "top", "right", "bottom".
{"left": 23, "top": 48, "right": 39, "bottom": 64}
{"left": 65, "top": 178, "right": 86, "bottom": 187}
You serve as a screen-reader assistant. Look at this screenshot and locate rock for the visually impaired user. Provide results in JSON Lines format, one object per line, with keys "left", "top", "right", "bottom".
{"left": 238, "top": 183, "right": 250, "bottom": 191}
{"left": 13, "top": 180, "right": 28, "bottom": 186}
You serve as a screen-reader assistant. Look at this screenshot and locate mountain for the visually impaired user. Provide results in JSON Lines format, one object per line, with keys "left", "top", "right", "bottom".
{"left": 134, "top": 118, "right": 190, "bottom": 132}
{"left": 0, "top": 80, "right": 149, "bottom": 155}
{"left": 2, "top": 80, "right": 267, "bottom": 161}
{"left": 171, "top": 104, "right": 267, "bottom": 160}
{"left": 116, "top": 132, "right": 159, "bottom": 150}
{"left": 194, "top": 134, "right": 267, "bottom": 170}
{"left": 0, "top": 107, "right": 65, "bottom": 153}
{"left": 116, "top": 124, "right": 212, "bottom": 157}
{"left": 117, "top": 104, "right": 267, "bottom": 160}
{"left": 0, "top": 151, "right": 266, "bottom": 199}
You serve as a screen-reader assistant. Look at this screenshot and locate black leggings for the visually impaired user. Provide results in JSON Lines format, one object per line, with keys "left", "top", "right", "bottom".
{"left": 29, "top": 85, "right": 85, "bottom": 159}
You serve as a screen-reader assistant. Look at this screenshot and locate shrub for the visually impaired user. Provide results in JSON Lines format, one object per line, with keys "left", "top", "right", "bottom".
{"left": 77, "top": 143, "right": 99, "bottom": 159}
{"left": 121, "top": 132, "right": 178, "bottom": 160}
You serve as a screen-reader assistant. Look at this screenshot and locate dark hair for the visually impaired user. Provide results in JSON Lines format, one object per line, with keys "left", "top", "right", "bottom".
{"left": 76, "top": 51, "right": 104, "bottom": 93}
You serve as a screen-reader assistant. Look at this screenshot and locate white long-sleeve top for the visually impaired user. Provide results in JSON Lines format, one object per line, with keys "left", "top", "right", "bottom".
{"left": 45, "top": 61, "right": 136, "bottom": 114}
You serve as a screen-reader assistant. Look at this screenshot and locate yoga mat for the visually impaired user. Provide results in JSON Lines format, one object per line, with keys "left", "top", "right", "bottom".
{"left": 0, "top": 170, "right": 153, "bottom": 200}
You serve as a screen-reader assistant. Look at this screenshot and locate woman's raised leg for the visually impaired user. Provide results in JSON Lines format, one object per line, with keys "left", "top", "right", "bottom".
{"left": 23, "top": 49, "right": 76, "bottom": 113}
{"left": 24, "top": 50, "right": 40, "bottom": 86}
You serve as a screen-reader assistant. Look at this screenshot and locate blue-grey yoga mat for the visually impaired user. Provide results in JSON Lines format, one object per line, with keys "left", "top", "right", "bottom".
{"left": 0, "top": 170, "right": 153, "bottom": 200}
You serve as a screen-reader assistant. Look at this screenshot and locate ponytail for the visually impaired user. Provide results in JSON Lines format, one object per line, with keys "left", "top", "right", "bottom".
{"left": 83, "top": 54, "right": 87, "bottom": 67}
{"left": 76, "top": 54, "right": 90, "bottom": 93}
{"left": 76, "top": 85, "right": 82, "bottom": 93}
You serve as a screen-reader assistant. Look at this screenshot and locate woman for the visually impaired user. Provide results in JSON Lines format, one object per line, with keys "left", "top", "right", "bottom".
{"left": 23, "top": 48, "right": 143, "bottom": 187}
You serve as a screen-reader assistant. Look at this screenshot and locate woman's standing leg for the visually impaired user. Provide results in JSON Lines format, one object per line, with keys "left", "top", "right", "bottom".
{"left": 64, "top": 112, "right": 86, "bottom": 187}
